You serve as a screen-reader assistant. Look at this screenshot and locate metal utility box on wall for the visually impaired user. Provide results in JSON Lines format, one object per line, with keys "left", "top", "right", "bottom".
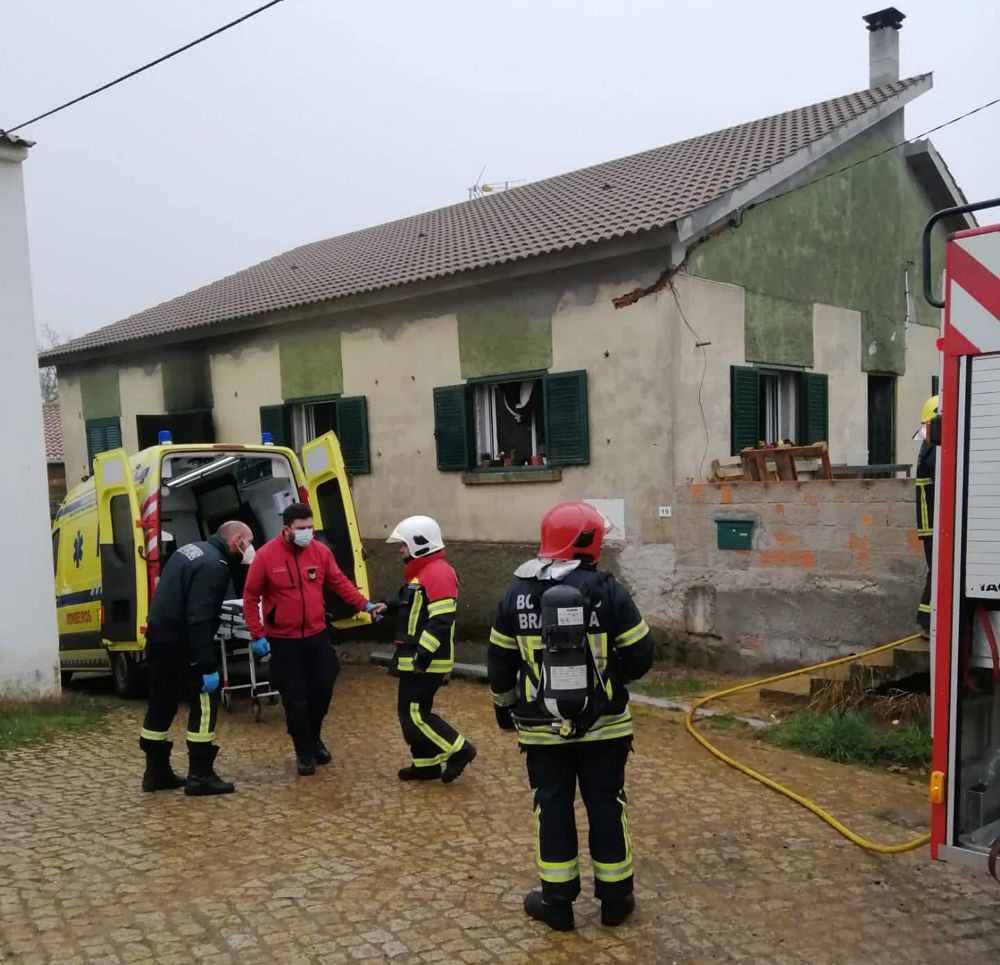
{"left": 716, "top": 518, "right": 754, "bottom": 550}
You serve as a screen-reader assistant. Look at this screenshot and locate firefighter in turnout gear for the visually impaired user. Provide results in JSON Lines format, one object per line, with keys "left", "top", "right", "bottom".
{"left": 139, "top": 521, "right": 255, "bottom": 796}
{"left": 915, "top": 394, "right": 941, "bottom": 633}
{"left": 386, "top": 516, "right": 476, "bottom": 783}
{"left": 488, "top": 502, "right": 654, "bottom": 931}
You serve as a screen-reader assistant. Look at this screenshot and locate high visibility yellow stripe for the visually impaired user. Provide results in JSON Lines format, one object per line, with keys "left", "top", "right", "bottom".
{"left": 186, "top": 731, "right": 216, "bottom": 743}
{"left": 918, "top": 603, "right": 932, "bottom": 614}
{"left": 535, "top": 805, "right": 580, "bottom": 882}
{"left": 412, "top": 752, "right": 447, "bottom": 767}
{"left": 199, "top": 693, "right": 211, "bottom": 738}
{"left": 615, "top": 621, "right": 650, "bottom": 648}
{"left": 409, "top": 703, "right": 464, "bottom": 757}
{"left": 916, "top": 478, "right": 933, "bottom": 536}
{"left": 418, "top": 630, "right": 441, "bottom": 653}
{"left": 491, "top": 686, "right": 518, "bottom": 707}
{"left": 489, "top": 627, "right": 518, "bottom": 650}
{"left": 516, "top": 716, "right": 634, "bottom": 746}
{"left": 397, "top": 656, "right": 454, "bottom": 673}
{"left": 407, "top": 590, "right": 424, "bottom": 638}
{"left": 594, "top": 792, "right": 634, "bottom": 882}
{"left": 140, "top": 728, "right": 169, "bottom": 741}
{"left": 427, "top": 598, "right": 457, "bottom": 617}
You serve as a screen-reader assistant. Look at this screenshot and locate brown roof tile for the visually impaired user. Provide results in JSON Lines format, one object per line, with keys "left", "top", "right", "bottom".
{"left": 46, "top": 77, "right": 927, "bottom": 361}
{"left": 42, "top": 403, "right": 63, "bottom": 463}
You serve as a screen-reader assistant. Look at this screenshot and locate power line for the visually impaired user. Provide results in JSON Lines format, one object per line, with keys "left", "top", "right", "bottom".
{"left": 1, "top": 1, "right": 287, "bottom": 135}
{"left": 613, "top": 92, "right": 1000, "bottom": 310}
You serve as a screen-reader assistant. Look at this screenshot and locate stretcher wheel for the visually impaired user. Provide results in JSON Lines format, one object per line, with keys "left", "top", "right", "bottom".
{"left": 252, "top": 698, "right": 262, "bottom": 722}
{"left": 221, "top": 691, "right": 232, "bottom": 712}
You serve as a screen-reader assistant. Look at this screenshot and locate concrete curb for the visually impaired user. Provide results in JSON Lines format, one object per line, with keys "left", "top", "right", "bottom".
{"left": 368, "top": 651, "right": 770, "bottom": 730}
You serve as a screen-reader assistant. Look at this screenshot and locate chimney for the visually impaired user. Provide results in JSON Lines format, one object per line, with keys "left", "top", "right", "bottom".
{"left": 863, "top": 7, "right": 905, "bottom": 87}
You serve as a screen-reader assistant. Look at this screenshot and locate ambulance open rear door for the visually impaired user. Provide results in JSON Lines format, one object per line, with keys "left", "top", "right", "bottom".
{"left": 301, "top": 431, "right": 371, "bottom": 629}
{"left": 94, "top": 448, "right": 149, "bottom": 668}
{"left": 926, "top": 198, "right": 1000, "bottom": 877}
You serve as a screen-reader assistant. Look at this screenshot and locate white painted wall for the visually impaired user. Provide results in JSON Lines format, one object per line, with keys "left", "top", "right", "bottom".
{"left": 58, "top": 371, "right": 89, "bottom": 489}
{"left": 899, "top": 321, "right": 940, "bottom": 467}
{"left": 813, "top": 303, "right": 869, "bottom": 466}
{"left": 210, "top": 338, "right": 282, "bottom": 443}
{"left": 119, "top": 363, "right": 163, "bottom": 453}
{"left": 0, "top": 139, "right": 59, "bottom": 697}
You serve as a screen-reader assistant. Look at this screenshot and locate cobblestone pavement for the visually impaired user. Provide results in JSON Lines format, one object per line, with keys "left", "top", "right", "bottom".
{"left": 2, "top": 665, "right": 1000, "bottom": 964}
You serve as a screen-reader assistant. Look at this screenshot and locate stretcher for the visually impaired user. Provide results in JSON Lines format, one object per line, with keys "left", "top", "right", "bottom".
{"left": 216, "top": 600, "right": 280, "bottom": 722}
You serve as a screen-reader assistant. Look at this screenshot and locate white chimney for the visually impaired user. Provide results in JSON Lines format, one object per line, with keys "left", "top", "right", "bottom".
{"left": 863, "top": 7, "right": 905, "bottom": 87}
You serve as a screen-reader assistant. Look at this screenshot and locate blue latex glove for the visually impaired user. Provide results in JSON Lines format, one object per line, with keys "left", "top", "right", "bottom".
{"left": 201, "top": 671, "right": 220, "bottom": 694}
{"left": 251, "top": 638, "right": 270, "bottom": 658}
{"left": 364, "top": 602, "right": 384, "bottom": 623}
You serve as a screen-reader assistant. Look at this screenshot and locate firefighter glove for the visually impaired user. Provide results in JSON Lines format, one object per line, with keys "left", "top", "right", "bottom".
{"left": 364, "top": 601, "right": 384, "bottom": 623}
{"left": 251, "top": 638, "right": 270, "bottom": 658}
{"left": 494, "top": 706, "right": 515, "bottom": 731}
{"left": 201, "top": 672, "right": 220, "bottom": 694}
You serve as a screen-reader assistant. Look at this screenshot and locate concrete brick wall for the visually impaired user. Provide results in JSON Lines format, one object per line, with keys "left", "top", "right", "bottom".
{"left": 672, "top": 479, "right": 925, "bottom": 669}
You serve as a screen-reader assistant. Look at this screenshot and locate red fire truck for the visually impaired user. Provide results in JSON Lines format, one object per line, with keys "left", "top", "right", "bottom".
{"left": 926, "top": 198, "right": 1000, "bottom": 875}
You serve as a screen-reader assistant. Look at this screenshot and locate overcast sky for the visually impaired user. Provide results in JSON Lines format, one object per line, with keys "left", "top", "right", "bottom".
{"left": 2, "top": 0, "right": 997, "bottom": 341}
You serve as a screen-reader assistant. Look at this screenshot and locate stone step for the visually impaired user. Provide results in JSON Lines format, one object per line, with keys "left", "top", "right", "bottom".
{"left": 758, "top": 674, "right": 812, "bottom": 706}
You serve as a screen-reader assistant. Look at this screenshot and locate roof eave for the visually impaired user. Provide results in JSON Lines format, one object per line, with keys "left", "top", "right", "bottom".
{"left": 670, "top": 74, "right": 934, "bottom": 264}
{"left": 904, "top": 138, "right": 975, "bottom": 228}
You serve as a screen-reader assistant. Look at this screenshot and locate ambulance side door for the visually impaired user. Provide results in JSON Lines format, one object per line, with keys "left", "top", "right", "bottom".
{"left": 301, "top": 431, "right": 371, "bottom": 628}
{"left": 94, "top": 449, "right": 149, "bottom": 646}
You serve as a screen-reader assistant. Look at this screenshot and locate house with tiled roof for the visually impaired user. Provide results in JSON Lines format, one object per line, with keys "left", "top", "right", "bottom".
{"left": 40, "top": 10, "right": 972, "bottom": 662}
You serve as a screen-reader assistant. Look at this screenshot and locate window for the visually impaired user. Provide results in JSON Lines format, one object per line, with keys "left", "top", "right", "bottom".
{"left": 434, "top": 370, "right": 589, "bottom": 471}
{"left": 258, "top": 396, "right": 370, "bottom": 475}
{"left": 472, "top": 378, "right": 545, "bottom": 467}
{"left": 730, "top": 367, "right": 828, "bottom": 455}
{"left": 85, "top": 417, "right": 122, "bottom": 470}
{"left": 136, "top": 411, "right": 215, "bottom": 448}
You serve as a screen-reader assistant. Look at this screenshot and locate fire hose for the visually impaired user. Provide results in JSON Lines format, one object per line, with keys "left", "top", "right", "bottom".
{"left": 685, "top": 633, "right": 931, "bottom": 855}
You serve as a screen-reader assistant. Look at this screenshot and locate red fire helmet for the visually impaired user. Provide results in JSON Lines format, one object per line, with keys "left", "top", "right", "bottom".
{"left": 539, "top": 501, "right": 610, "bottom": 564}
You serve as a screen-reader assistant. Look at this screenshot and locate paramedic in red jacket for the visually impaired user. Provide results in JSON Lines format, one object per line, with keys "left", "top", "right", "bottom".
{"left": 244, "top": 502, "right": 386, "bottom": 775}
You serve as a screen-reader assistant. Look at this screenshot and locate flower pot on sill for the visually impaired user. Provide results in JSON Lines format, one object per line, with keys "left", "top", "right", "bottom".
{"left": 530, "top": 455, "right": 545, "bottom": 466}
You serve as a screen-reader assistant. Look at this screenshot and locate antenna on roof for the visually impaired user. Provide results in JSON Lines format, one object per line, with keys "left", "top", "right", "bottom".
{"left": 468, "top": 166, "right": 526, "bottom": 200}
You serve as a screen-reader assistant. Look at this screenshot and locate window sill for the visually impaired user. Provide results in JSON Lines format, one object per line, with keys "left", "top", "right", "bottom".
{"left": 462, "top": 467, "right": 563, "bottom": 485}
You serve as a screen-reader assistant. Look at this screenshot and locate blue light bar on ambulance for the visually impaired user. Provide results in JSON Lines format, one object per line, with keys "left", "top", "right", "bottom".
{"left": 261, "top": 432, "right": 274, "bottom": 446}
{"left": 158, "top": 430, "right": 173, "bottom": 444}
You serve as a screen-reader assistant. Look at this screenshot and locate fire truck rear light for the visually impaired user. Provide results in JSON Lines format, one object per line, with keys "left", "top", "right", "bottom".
{"left": 99, "top": 606, "right": 106, "bottom": 626}
{"left": 929, "top": 770, "right": 945, "bottom": 805}
{"left": 936, "top": 337, "right": 944, "bottom": 350}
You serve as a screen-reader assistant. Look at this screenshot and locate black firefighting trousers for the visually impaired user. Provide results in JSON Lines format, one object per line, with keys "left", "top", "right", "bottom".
{"left": 918, "top": 536, "right": 933, "bottom": 631}
{"left": 397, "top": 673, "right": 465, "bottom": 772}
{"left": 525, "top": 737, "right": 634, "bottom": 902}
{"left": 268, "top": 631, "right": 339, "bottom": 756}
{"left": 140, "top": 638, "right": 219, "bottom": 761}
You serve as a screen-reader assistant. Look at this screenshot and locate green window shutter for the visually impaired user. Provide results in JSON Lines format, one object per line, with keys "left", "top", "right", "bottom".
{"left": 85, "top": 417, "right": 122, "bottom": 470}
{"left": 730, "top": 367, "right": 760, "bottom": 455}
{"left": 801, "top": 373, "right": 829, "bottom": 445}
{"left": 259, "top": 405, "right": 291, "bottom": 448}
{"left": 335, "top": 396, "right": 370, "bottom": 475}
{"left": 544, "top": 370, "right": 589, "bottom": 466}
{"left": 433, "top": 385, "right": 472, "bottom": 471}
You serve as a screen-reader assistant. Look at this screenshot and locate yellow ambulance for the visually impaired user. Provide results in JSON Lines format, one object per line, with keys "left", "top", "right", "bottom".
{"left": 52, "top": 431, "right": 370, "bottom": 697}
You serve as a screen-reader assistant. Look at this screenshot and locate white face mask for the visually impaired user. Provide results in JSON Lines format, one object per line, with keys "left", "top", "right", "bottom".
{"left": 292, "top": 528, "right": 314, "bottom": 548}
{"left": 240, "top": 542, "right": 256, "bottom": 566}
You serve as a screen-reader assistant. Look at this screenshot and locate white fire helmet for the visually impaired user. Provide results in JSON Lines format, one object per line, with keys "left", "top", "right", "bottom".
{"left": 387, "top": 515, "right": 445, "bottom": 558}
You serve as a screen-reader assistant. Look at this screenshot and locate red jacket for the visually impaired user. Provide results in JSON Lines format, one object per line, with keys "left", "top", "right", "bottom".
{"left": 243, "top": 536, "right": 368, "bottom": 641}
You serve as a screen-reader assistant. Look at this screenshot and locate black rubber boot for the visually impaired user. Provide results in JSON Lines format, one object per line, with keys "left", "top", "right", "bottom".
{"left": 314, "top": 740, "right": 332, "bottom": 766}
{"left": 185, "top": 743, "right": 236, "bottom": 796}
{"left": 398, "top": 763, "right": 442, "bottom": 781}
{"left": 140, "top": 738, "right": 185, "bottom": 792}
{"left": 600, "top": 894, "right": 635, "bottom": 927}
{"left": 523, "top": 890, "right": 574, "bottom": 932}
{"left": 297, "top": 755, "right": 317, "bottom": 776}
{"left": 441, "top": 740, "right": 477, "bottom": 784}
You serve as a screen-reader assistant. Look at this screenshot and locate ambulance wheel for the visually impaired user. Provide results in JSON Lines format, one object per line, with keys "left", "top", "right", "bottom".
{"left": 221, "top": 691, "right": 232, "bottom": 712}
{"left": 252, "top": 698, "right": 262, "bottom": 722}
{"left": 111, "top": 652, "right": 144, "bottom": 700}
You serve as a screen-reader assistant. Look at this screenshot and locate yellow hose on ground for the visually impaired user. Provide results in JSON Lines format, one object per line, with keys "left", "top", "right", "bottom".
{"left": 684, "top": 633, "right": 931, "bottom": 854}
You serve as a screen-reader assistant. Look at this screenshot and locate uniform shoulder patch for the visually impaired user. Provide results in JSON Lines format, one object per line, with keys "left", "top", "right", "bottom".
{"left": 178, "top": 544, "right": 205, "bottom": 561}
